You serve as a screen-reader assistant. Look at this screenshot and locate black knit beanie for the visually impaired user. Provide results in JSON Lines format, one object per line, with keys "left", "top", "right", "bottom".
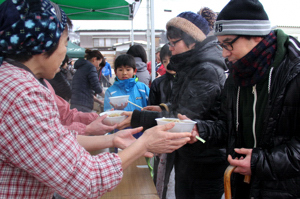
{"left": 166, "top": 11, "right": 210, "bottom": 42}
{"left": 214, "top": 0, "right": 271, "bottom": 36}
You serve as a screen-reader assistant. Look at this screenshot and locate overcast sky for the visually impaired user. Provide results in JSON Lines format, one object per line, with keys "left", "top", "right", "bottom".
{"left": 72, "top": 0, "right": 300, "bottom": 31}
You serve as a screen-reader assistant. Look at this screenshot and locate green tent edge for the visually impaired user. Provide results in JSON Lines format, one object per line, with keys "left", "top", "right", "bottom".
{"left": 67, "top": 41, "right": 85, "bottom": 58}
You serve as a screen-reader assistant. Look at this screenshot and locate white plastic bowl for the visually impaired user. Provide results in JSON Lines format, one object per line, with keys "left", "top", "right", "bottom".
{"left": 99, "top": 110, "right": 126, "bottom": 125}
{"left": 109, "top": 95, "right": 130, "bottom": 106}
{"left": 155, "top": 118, "right": 196, "bottom": 133}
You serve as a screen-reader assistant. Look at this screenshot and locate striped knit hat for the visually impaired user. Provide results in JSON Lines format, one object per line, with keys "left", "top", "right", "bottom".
{"left": 214, "top": 0, "right": 271, "bottom": 36}
{"left": 166, "top": 11, "right": 210, "bottom": 42}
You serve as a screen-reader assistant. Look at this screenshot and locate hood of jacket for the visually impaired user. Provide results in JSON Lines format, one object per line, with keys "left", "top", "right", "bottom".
{"left": 134, "top": 57, "right": 147, "bottom": 72}
{"left": 114, "top": 76, "right": 138, "bottom": 92}
{"left": 74, "top": 58, "right": 88, "bottom": 69}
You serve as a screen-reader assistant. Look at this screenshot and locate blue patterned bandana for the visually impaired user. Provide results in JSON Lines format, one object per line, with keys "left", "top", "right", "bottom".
{"left": 0, "top": 0, "right": 67, "bottom": 58}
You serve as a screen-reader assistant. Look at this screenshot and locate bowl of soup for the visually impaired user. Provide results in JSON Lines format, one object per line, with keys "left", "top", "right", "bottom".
{"left": 109, "top": 95, "right": 130, "bottom": 106}
{"left": 155, "top": 117, "right": 196, "bottom": 133}
{"left": 100, "top": 110, "right": 127, "bottom": 125}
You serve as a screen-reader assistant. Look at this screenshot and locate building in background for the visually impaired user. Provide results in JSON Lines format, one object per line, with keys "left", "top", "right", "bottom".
{"left": 70, "top": 26, "right": 300, "bottom": 71}
{"left": 74, "top": 29, "right": 166, "bottom": 70}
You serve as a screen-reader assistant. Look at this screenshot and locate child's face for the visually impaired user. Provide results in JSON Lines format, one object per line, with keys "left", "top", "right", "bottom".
{"left": 162, "top": 56, "right": 170, "bottom": 69}
{"left": 162, "top": 56, "right": 176, "bottom": 75}
{"left": 115, "top": 65, "right": 136, "bottom": 80}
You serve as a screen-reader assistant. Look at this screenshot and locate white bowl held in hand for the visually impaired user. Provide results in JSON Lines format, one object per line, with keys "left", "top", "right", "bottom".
{"left": 99, "top": 110, "right": 126, "bottom": 125}
{"left": 109, "top": 95, "right": 130, "bottom": 106}
{"left": 155, "top": 118, "right": 196, "bottom": 133}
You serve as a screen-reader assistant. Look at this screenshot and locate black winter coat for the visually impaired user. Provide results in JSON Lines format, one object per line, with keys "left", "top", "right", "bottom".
{"left": 47, "top": 70, "right": 71, "bottom": 101}
{"left": 149, "top": 72, "right": 174, "bottom": 105}
{"left": 132, "top": 36, "right": 228, "bottom": 199}
{"left": 70, "top": 58, "right": 102, "bottom": 110}
{"left": 197, "top": 34, "right": 300, "bottom": 198}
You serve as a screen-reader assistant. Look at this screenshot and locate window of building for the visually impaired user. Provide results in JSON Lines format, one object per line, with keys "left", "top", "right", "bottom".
{"left": 106, "top": 38, "right": 118, "bottom": 46}
{"left": 93, "top": 38, "right": 105, "bottom": 47}
{"left": 118, "top": 38, "right": 129, "bottom": 43}
{"left": 93, "top": 38, "right": 129, "bottom": 47}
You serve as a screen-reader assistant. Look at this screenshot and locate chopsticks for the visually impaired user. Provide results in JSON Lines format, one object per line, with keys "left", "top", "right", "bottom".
{"left": 127, "top": 100, "right": 143, "bottom": 109}
{"left": 195, "top": 136, "right": 206, "bottom": 143}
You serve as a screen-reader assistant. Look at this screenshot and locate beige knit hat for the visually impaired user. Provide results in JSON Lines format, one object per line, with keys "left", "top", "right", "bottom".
{"left": 166, "top": 11, "right": 210, "bottom": 42}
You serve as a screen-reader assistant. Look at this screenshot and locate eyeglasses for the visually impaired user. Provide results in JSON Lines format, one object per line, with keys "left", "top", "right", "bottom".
{"left": 217, "top": 36, "right": 240, "bottom": 51}
{"left": 168, "top": 39, "right": 182, "bottom": 47}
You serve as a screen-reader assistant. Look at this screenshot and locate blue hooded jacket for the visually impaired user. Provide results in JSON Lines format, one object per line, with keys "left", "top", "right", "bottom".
{"left": 104, "top": 76, "right": 149, "bottom": 111}
{"left": 101, "top": 62, "right": 112, "bottom": 77}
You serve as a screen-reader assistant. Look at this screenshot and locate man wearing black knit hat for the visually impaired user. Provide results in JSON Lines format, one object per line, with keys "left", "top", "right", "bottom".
{"left": 202, "top": 0, "right": 300, "bottom": 198}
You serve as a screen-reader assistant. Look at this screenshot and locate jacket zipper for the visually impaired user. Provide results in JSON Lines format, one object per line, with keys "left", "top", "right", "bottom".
{"left": 236, "top": 87, "right": 240, "bottom": 132}
{"left": 252, "top": 85, "right": 257, "bottom": 148}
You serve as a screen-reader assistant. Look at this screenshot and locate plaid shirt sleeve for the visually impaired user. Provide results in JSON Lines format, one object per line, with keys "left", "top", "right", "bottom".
{"left": 0, "top": 64, "right": 123, "bottom": 198}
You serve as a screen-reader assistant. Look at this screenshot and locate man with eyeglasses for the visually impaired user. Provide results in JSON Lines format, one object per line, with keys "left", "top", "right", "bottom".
{"left": 216, "top": 36, "right": 240, "bottom": 52}
{"left": 197, "top": 0, "right": 300, "bottom": 198}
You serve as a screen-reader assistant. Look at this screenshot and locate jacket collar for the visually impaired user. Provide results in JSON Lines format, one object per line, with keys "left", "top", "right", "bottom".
{"left": 114, "top": 76, "right": 138, "bottom": 92}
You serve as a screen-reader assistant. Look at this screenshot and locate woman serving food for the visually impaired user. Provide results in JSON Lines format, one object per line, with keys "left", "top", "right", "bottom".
{"left": 0, "top": 0, "right": 191, "bottom": 198}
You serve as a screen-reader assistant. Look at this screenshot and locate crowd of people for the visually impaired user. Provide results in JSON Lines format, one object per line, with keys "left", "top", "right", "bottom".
{"left": 0, "top": 0, "right": 299, "bottom": 198}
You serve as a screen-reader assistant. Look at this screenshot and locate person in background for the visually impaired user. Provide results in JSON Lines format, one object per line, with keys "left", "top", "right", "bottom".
{"left": 148, "top": 43, "right": 176, "bottom": 199}
{"left": 118, "top": 10, "right": 228, "bottom": 199}
{"left": 94, "top": 58, "right": 107, "bottom": 110}
{"left": 101, "top": 57, "right": 112, "bottom": 87}
{"left": 127, "top": 44, "right": 151, "bottom": 86}
{"left": 147, "top": 47, "right": 159, "bottom": 75}
{"left": 0, "top": 0, "right": 192, "bottom": 198}
{"left": 149, "top": 43, "right": 175, "bottom": 106}
{"left": 97, "top": 58, "right": 106, "bottom": 83}
{"left": 66, "top": 58, "right": 76, "bottom": 87}
{"left": 104, "top": 54, "right": 149, "bottom": 138}
{"left": 70, "top": 49, "right": 104, "bottom": 112}
{"left": 48, "top": 55, "right": 72, "bottom": 101}
{"left": 147, "top": 46, "right": 166, "bottom": 79}
{"left": 59, "top": 55, "right": 70, "bottom": 80}
{"left": 155, "top": 47, "right": 167, "bottom": 78}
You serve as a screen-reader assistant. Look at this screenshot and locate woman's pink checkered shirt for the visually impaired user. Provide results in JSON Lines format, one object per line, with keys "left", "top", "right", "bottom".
{"left": 0, "top": 62, "right": 123, "bottom": 198}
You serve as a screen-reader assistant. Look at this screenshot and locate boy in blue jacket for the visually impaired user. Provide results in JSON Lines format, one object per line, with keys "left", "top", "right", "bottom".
{"left": 104, "top": 54, "right": 150, "bottom": 138}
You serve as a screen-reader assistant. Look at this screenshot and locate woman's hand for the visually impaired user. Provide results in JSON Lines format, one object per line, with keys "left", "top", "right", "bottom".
{"left": 117, "top": 122, "right": 191, "bottom": 169}
{"left": 113, "top": 127, "right": 142, "bottom": 149}
{"left": 140, "top": 122, "right": 191, "bottom": 154}
{"left": 85, "top": 114, "right": 117, "bottom": 135}
{"left": 178, "top": 113, "right": 199, "bottom": 144}
{"left": 113, "top": 127, "right": 153, "bottom": 157}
